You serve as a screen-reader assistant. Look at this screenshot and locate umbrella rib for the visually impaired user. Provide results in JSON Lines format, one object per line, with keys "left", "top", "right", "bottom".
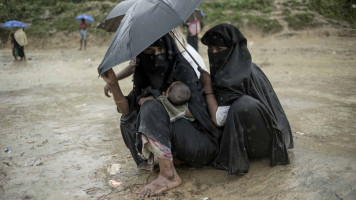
{"left": 151, "top": 0, "right": 185, "bottom": 22}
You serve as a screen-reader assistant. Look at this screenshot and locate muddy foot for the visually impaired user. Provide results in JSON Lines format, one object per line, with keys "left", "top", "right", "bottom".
{"left": 136, "top": 174, "right": 182, "bottom": 197}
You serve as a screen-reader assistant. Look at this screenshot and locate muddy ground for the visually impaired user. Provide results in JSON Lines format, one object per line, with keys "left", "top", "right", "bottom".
{"left": 0, "top": 28, "right": 355, "bottom": 200}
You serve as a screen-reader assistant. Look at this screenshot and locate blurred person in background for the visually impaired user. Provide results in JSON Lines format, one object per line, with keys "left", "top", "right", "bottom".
{"left": 14, "top": 28, "right": 27, "bottom": 61}
{"left": 79, "top": 19, "right": 87, "bottom": 50}
{"left": 185, "top": 19, "right": 201, "bottom": 51}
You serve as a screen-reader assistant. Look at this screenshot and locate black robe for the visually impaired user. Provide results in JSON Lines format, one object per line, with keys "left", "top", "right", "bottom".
{"left": 120, "top": 34, "right": 221, "bottom": 167}
{"left": 202, "top": 24, "right": 293, "bottom": 174}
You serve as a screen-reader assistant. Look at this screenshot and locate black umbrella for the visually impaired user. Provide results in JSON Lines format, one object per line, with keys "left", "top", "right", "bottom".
{"left": 96, "top": 0, "right": 136, "bottom": 32}
{"left": 97, "top": 0, "right": 205, "bottom": 33}
{"left": 97, "top": 0, "right": 203, "bottom": 75}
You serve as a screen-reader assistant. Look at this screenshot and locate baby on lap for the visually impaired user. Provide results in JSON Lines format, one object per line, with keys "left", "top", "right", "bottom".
{"left": 156, "top": 81, "right": 193, "bottom": 122}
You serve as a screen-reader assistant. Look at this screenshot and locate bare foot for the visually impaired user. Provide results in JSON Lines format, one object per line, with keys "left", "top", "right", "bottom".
{"left": 137, "top": 173, "right": 182, "bottom": 197}
{"left": 136, "top": 158, "right": 182, "bottom": 197}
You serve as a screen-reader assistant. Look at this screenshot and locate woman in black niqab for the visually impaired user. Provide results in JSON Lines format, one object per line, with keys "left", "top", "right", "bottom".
{"left": 200, "top": 24, "right": 293, "bottom": 174}
{"left": 104, "top": 33, "right": 221, "bottom": 197}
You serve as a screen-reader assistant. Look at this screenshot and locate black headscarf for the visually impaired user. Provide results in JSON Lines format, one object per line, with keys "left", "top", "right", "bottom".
{"left": 138, "top": 37, "right": 171, "bottom": 90}
{"left": 128, "top": 34, "right": 221, "bottom": 144}
{"left": 202, "top": 24, "right": 292, "bottom": 167}
{"left": 201, "top": 24, "right": 252, "bottom": 106}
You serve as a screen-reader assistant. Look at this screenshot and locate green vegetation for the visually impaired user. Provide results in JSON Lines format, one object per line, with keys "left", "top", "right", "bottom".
{"left": 307, "top": 0, "right": 356, "bottom": 23}
{"left": 200, "top": 0, "right": 280, "bottom": 33}
{"left": 246, "top": 15, "right": 283, "bottom": 34}
{"left": 279, "top": 0, "right": 316, "bottom": 30}
{"left": 284, "top": 13, "right": 315, "bottom": 30}
{"left": 282, "top": 0, "right": 303, "bottom": 9}
{"left": 0, "top": 0, "right": 112, "bottom": 43}
{"left": 0, "top": 0, "right": 355, "bottom": 45}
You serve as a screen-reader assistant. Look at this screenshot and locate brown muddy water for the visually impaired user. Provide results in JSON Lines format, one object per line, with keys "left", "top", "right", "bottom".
{"left": 0, "top": 33, "right": 355, "bottom": 200}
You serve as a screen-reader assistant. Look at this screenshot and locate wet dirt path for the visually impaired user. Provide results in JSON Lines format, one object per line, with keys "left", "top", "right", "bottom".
{"left": 0, "top": 34, "right": 355, "bottom": 200}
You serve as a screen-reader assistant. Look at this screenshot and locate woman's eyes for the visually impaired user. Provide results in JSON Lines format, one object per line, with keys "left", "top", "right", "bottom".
{"left": 144, "top": 48, "right": 153, "bottom": 54}
{"left": 209, "top": 47, "right": 227, "bottom": 53}
{"left": 158, "top": 48, "right": 165, "bottom": 53}
{"left": 144, "top": 47, "right": 165, "bottom": 54}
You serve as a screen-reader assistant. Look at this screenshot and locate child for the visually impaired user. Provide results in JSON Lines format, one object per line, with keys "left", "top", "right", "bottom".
{"left": 141, "top": 81, "right": 193, "bottom": 170}
{"left": 79, "top": 19, "right": 87, "bottom": 50}
{"left": 156, "top": 81, "right": 193, "bottom": 122}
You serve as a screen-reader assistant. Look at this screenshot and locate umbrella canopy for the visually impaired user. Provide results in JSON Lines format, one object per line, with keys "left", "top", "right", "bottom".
{"left": 97, "top": 1, "right": 205, "bottom": 33}
{"left": 0, "top": 20, "right": 28, "bottom": 28}
{"left": 75, "top": 14, "right": 95, "bottom": 24}
{"left": 97, "top": 0, "right": 203, "bottom": 75}
{"left": 96, "top": 0, "right": 136, "bottom": 32}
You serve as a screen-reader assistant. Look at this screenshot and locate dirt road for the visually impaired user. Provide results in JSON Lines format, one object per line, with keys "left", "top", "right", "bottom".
{"left": 0, "top": 30, "right": 355, "bottom": 200}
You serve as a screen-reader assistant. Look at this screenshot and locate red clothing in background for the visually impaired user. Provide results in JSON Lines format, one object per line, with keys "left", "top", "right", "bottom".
{"left": 80, "top": 23, "right": 87, "bottom": 30}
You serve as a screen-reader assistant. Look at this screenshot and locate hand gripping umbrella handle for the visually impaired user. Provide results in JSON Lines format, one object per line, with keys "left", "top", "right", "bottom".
{"left": 170, "top": 31, "right": 202, "bottom": 69}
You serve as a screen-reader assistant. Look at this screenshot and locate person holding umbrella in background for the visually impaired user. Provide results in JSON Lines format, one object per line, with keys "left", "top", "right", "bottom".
{"left": 75, "top": 14, "right": 95, "bottom": 50}
{"left": 0, "top": 20, "right": 28, "bottom": 61}
{"left": 79, "top": 19, "right": 87, "bottom": 50}
{"left": 186, "top": 18, "right": 201, "bottom": 51}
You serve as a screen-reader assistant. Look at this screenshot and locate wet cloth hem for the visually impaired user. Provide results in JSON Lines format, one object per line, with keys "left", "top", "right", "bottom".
{"left": 141, "top": 135, "right": 173, "bottom": 166}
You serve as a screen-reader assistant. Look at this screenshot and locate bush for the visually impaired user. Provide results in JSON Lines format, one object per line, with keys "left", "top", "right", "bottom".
{"left": 284, "top": 13, "right": 315, "bottom": 30}
{"left": 307, "top": 0, "right": 356, "bottom": 22}
{"left": 246, "top": 15, "right": 283, "bottom": 33}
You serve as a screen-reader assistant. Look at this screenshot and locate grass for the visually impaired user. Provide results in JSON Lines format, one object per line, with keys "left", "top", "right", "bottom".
{"left": 307, "top": 0, "right": 356, "bottom": 23}
{"left": 200, "top": 0, "right": 281, "bottom": 33}
{"left": 1, "top": 0, "right": 355, "bottom": 45}
{"left": 0, "top": 0, "right": 113, "bottom": 43}
{"left": 284, "top": 13, "right": 315, "bottom": 30}
{"left": 246, "top": 15, "right": 283, "bottom": 34}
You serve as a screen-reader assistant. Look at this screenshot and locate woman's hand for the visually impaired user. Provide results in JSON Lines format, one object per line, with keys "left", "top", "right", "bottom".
{"left": 198, "top": 67, "right": 212, "bottom": 87}
{"left": 101, "top": 69, "right": 117, "bottom": 86}
{"left": 138, "top": 96, "right": 154, "bottom": 106}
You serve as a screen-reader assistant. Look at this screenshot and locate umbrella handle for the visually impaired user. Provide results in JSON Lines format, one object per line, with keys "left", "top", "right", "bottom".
{"left": 170, "top": 31, "right": 201, "bottom": 69}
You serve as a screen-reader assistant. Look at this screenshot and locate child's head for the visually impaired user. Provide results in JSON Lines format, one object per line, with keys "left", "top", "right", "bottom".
{"left": 166, "top": 81, "right": 191, "bottom": 105}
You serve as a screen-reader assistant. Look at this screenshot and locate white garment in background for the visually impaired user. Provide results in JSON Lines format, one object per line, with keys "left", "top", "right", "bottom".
{"left": 216, "top": 106, "right": 230, "bottom": 126}
{"left": 14, "top": 28, "right": 27, "bottom": 47}
{"left": 181, "top": 44, "right": 207, "bottom": 78}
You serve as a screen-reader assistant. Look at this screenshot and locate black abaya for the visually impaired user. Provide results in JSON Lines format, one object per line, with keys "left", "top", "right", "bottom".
{"left": 120, "top": 34, "right": 220, "bottom": 167}
{"left": 202, "top": 24, "right": 293, "bottom": 174}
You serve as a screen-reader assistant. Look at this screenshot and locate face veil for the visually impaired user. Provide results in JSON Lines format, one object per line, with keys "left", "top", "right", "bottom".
{"left": 201, "top": 24, "right": 252, "bottom": 106}
{"left": 208, "top": 47, "right": 233, "bottom": 80}
{"left": 135, "top": 34, "right": 179, "bottom": 91}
